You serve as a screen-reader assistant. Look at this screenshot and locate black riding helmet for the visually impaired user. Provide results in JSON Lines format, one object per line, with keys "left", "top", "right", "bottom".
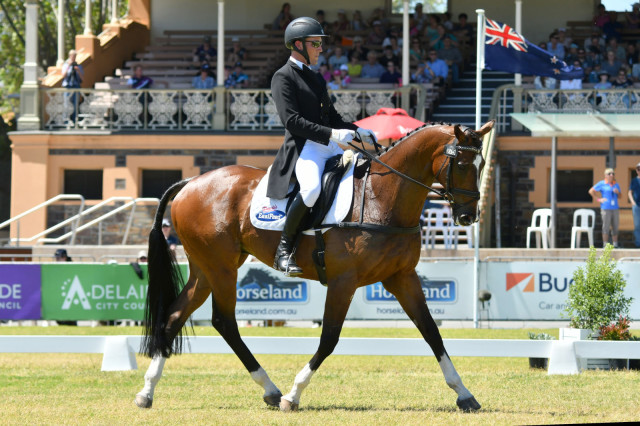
{"left": 284, "top": 17, "right": 328, "bottom": 65}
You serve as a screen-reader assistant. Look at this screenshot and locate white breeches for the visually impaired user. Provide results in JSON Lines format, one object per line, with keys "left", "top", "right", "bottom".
{"left": 295, "top": 140, "right": 344, "bottom": 207}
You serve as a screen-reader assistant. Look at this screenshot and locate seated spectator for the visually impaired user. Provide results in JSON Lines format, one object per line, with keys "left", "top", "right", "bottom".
{"left": 328, "top": 46, "right": 349, "bottom": 71}
{"left": 424, "top": 15, "right": 440, "bottom": 45}
{"left": 454, "top": 12, "right": 474, "bottom": 44}
{"left": 410, "top": 38, "right": 427, "bottom": 63}
{"left": 425, "top": 48, "right": 449, "bottom": 85}
{"left": 606, "top": 38, "right": 626, "bottom": 62}
{"left": 380, "top": 61, "right": 401, "bottom": 85}
{"left": 351, "top": 10, "right": 367, "bottom": 31}
{"left": 193, "top": 35, "right": 216, "bottom": 65}
{"left": 226, "top": 37, "right": 247, "bottom": 66}
{"left": 382, "top": 26, "right": 403, "bottom": 49}
{"left": 584, "top": 32, "right": 606, "bottom": 53}
{"left": 361, "top": 51, "right": 386, "bottom": 78}
{"left": 412, "top": 2, "right": 427, "bottom": 34}
{"left": 594, "top": 71, "right": 612, "bottom": 104}
{"left": 161, "top": 218, "right": 179, "bottom": 252}
{"left": 379, "top": 45, "right": 400, "bottom": 67}
{"left": 327, "top": 69, "right": 342, "bottom": 90}
{"left": 612, "top": 68, "right": 632, "bottom": 88}
{"left": 310, "top": 52, "right": 327, "bottom": 71}
{"left": 556, "top": 27, "right": 573, "bottom": 49}
{"left": 625, "top": 2, "right": 640, "bottom": 28}
{"left": 546, "top": 32, "right": 565, "bottom": 59}
{"left": 318, "top": 63, "right": 331, "bottom": 82}
{"left": 437, "top": 36, "right": 463, "bottom": 82}
{"left": 339, "top": 64, "right": 352, "bottom": 87}
{"left": 192, "top": 64, "right": 216, "bottom": 89}
{"left": 333, "top": 9, "right": 350, "bottom": 34}
{"left": 534, "top": 75, "right": 557, "bottom": 89}
{"left": 127, "top": 65, "right": 153, "bottom": 89}
{"left": 367, "top": 7, "right": 389, "bottom": 30}
{"left": 316, "top": 9, "right": 330, "bottom": 33}
{"left": 584, "top": 45, "right": 603, "bottom": 71}
{"left": 272, "top": 2, "right": 293, "bottom": 31}
{"left": 564, "top": 43, "right": 580, "bottom": 64}
{"left": 588, "top": 62, "right": 604, "bottom": 83}
{"left": 601, "top": 50, "right": 623, "bottom": 77}
{"left": 383, "top": 35, "right": 402, "bottom": 57}
{"left": 137, "top": 250, "right": 148, "bottom": 263}
{"left": 367, "top": 20, "right": 386, "bottom": 46}
{"left": 626, "top": 43, "right": 639, "bottom": 68}
{"left": 227, "top": 62, "right": 249, "bottom": 88}
{"left": 347, "top": 52, "right": 363, "bottom": 77}
{"left": 433, "top": 24, "right": 458, "bottom": 51}
{"left": 412, "top": 63, "right": 430, "bottom": 84}
{"left": 442, "top": 12, "right": 454, "bottom": 31}
{"left": 55, "top": 249, "right": 72, "bottom": 262}
{"left": 349, "top": 36, "right": 369, "bottom": 61}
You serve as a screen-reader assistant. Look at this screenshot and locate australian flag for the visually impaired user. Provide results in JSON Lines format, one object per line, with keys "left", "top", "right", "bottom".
{"left": 484, "top": 18, "right": 583, "bottom": 80}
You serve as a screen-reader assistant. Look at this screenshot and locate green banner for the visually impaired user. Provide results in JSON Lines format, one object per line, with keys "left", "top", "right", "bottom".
{"left": 41, "top": 264, "right": 188, "bottom": 320}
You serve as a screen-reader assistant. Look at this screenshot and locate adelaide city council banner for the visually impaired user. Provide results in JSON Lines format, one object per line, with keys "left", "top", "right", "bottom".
{"left": 0, "top": 264, "right": 41, "bottom": 320}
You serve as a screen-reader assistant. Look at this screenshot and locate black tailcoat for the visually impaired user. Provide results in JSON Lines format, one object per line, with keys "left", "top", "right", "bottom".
{"left": 266, "top": 60, "right": 357, "bottom": 199}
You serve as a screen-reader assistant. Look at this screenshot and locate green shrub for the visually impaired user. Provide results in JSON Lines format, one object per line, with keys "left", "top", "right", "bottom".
{"left": 564, "top": 244, "right": 633, "bottom": 331}
{"left": 528, "top": 332, "right": 555, "bottom": 340}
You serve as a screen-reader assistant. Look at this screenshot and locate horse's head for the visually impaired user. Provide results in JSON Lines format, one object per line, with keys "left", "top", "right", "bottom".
{"left": 433, "top": 120, "right": 494, "bottom": 226}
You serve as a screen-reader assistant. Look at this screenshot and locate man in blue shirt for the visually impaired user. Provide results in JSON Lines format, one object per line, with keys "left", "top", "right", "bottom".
{"left": 361, "top": 51, "right": 386, "bottom": 79}
{"left": 628, "top": 162, "right": 640, "bottom": 248}
{"left": 424, "top": 49, "right": 449, "bottom": 86}
{"left": 589, "top": 168, "right": 621, "bottom": 247}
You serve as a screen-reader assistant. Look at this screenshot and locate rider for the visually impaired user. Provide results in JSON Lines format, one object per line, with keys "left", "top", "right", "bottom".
{"left": 267, "top": 17, "right": 378, "bottom": 276}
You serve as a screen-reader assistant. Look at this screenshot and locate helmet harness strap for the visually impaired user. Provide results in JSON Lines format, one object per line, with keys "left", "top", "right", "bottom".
{"left": 291, "top": 38, "right": 310, "bottom": 65}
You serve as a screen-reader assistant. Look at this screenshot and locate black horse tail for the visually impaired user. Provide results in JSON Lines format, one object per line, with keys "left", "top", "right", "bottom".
{"left": 140, "top": 178, "right": 192, "bottom": 358}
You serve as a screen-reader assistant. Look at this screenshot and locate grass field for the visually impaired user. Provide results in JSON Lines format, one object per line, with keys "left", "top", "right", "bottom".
{"left": 1, "top": 326, "right": 639, "bottom": 424}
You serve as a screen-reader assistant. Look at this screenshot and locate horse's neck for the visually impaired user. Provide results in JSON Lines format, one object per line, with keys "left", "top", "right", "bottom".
{"left": 364, "top": 128, "right": 441, "bottom": 226}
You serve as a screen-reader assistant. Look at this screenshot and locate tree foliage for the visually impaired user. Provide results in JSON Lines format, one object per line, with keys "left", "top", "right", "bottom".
{"left": 564, "top": 244, "right": 633, "bottom": 331}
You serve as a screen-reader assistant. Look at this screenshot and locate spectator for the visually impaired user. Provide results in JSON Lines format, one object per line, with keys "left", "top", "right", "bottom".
{"left": 226, "top": 37, "right": 247, "bottom": 66}
{"left": 602, "top": 11, "right": 623, "bottom": 41}
{"left": 193, "top": 35, "right": 216, "bottom": 65}
{"left": 228, "top": 62, "right": 249, "bottom": 88}
{"left": 339, "top": 64, "right": 352, "bottom": 87}
{"left": 351, "top": 10, "right": 366, "bottom": 31}
{"left": 61, "top": 49, "right": 84, "bottom": 123}
{"left": 625, "top": 42, "right": 639, "bottom": 68}
{"left": 379, "top": 45, "right": 400, "bottom": 68}
{"left": 601, "top": 50, "right": 622, "bottom": 77}
{"left": 442, "top": 12, "right": 454, "bottom": 31}
{"left": 438, "top": 36, "right": 463, "bottom": 82}
{"left": 361, "top": 51, "right": 386, "bottom": 78}
{"left": 367, "top": 7, "right": 389, "bottom": 30}
{"left": 192, "top": 64, "right": 216, "bottom": 89}
{"left": 380, "top": 61, "right": 401, "bottom": 85}
{"left": 424, "top": 15, "right": 440, "bottom": 45}
{"left": 628, "top": 161, "right": 640, "bottom": 248}
{"left": 127, "top": 65, "right": 153, "bottom": 89}
{"left": 346, "top": 51, "right": 362, "bottom": 77}
{"left": 433, "top": 24, "right": 457, "bottom": 51}
{"left": 410, "top": 38, "right": 426, "bottom": 63}
{"left": 310, "top": 51, "right": 327, "bottom": 71}
{"left": 162, "top": 218, "right": 179, "bottom": 251}
{"left": 594, "top": 71, "right": 612, "bottom": 104}
{"left": 612, "top": 68, "right": 633, "bottom": 107}
{"left": 412, "top": 2, "right": 427, "bottom": 33}
{"left": 315, "top": 10, "right": 330, "bottom": 34}
{"left": 606, "top": 38, "right": 626, "bottom": 63}
{"left": 349, "top": 36, "right": 369, "bottom": 61}
{"left": 564, "top": 43, "right": 580, "bottom": 64}
{"left": 454, "top": 12, "right": 474, "bottom": 44}
{"left": 333, "top": 9, "right": 350, "bottom": 34}
{"left": 138, "top": 250, "right": 148, "bottom": 263}
{"left": 546, "top": 32, "right": 565, "bottom": 60}
{"left": 594, "top": 3, "right": 611, "bottom": 30}
{"left": 584, "top": 46, "right": 603, "bottom": 71}
{"left": 584, "top": 32, "right": 606, "bottom": 53}
{"left": 367, "top": 20, "right": 386, "bottom": 46}
{"left": 327, "top": 69, "right": 342, "bottom": 90}
{"left": 589, "top": 168, "right": 621, "bottom": 248}
{"left": 382, "top": 26, "right": 403, "bottom": 50}
{"left": 576, "top": 47, "right": 587, "bottom": 66}
{"left": 318, "top": 63, "right": 331, "bottom": 82}
{"left": 223, "top": 66, "right": 234, "bottom": 88}
{"left": 412, "top": 63, "right": 430, "bottom": 84}
{"left": 424, "top": 48, "right": 449, "bottom": 85}
{"left": 559, "top": 61, "right": 583, "bottom": 90}
{"left": 626, "top": 2, "right": 640, "bottom": 28}
{"left": 383, "top": 35, "right": 402, "bottom": 57}
{"left": 272, "top": 3, "right": 293, "bottom": 31}
{"left": 328, "top": 46, "right": 349, "bottom": 71}
{"left": 534, "top": 75, "right": 557, "bottom": 89}
{"left": 54, "top": 248, "right": 72, "bottom": 262}
{"left": 556, "top": 27, "right": 573, "bottom": 49}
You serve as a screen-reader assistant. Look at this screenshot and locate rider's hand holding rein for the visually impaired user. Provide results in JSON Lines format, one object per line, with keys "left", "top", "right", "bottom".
{"left": 330, "top": 129, "right": 356, "bottom": 146}
{"left": 355, "top": 128, "right": 377, "bottom": 145}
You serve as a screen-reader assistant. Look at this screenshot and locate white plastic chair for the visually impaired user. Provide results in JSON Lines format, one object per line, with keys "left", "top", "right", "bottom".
{"left": 570, "top": 208, "right": 595, "bottom": 249}
{"left": 526, "top": 208, "right": 552, "bottom": 249}
{"left": 422, "top": 206, "right": 452, "bottom": 249}
{"left": 450, "top": 223, "right": 473, "bottom": 248}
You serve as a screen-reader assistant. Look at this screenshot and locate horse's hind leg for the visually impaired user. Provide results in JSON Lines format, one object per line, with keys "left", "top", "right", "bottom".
{"left": 135, "top": 261, "right": 210, "bottom": 408}
{"left": 383, "top": 271, "right": 481, "bottom": 412}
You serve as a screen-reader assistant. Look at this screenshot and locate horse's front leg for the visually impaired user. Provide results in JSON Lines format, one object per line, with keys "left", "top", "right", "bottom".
{"left": 383, "top": 270, "right": 480, "bottom": 412}
{"left": 280, "top": 282, "right": 356, "bottom": 412}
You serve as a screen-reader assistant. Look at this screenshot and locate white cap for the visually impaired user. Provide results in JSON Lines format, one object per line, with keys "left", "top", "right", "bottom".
{"left": 340, "top": 64, "right": 349, "bottom": 71}
{"left": 162, "top": 218, "right": 171, "bottom": 227}
{"left": 138, "top": 250, "right": 148, "bottom": 258}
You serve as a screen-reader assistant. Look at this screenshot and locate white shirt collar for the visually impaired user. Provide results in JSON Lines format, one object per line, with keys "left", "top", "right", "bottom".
{"left": 289, "top": 56, "right": 309, "bottom": 70}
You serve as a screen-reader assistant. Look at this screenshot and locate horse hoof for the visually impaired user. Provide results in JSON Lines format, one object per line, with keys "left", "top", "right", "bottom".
{"left": 134, "top": 394, "right": 153, "bottom": 409}
{"left": 456, "top": 396, "right": 481, "bottom": 412}
{"left": 263, "top": 391, "right": 282, "bottom": 407}
{"left": 279, "top": 398, "right": 299, "bottom": 412}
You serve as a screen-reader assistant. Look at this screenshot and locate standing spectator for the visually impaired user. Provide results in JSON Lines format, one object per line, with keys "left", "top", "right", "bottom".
{"left": 589, "top": 168, "right": 621, "bottom": 248}
{"left": 349, "top": 36, "right": 369, "bottom": 61}
{"left": 192, "top": 64, "right": 216, "bottom": 89}
{"left": 272, "top": 3, "right": 293, "bottom": 31}
{"left": 412, "top": 3, "right": 427, "bottom": 33}
{"left": 137, "top": 250, "right": 148, "bottom": 263}
{"left": 361, "top": 51, "right": 385, "bottom": 78}
{"left": 351, "top": 10, "right": 366, "bottom": 31}
{"left": 333, "top": 9, "right": 350, "bottom": 34}
{"left": 628, "top": 161, "right": 640, "bottom": 248}
{"left": 626, "top": 2, "right": 640, "bottom": 28}
{"left": 226, "top": 37, "right": 247, "bottom": 66}
{"left": 425, "top": 48, "right": 449, "bottom": 86}
{"left": 339, "top": 64, "right": 352, "bottom": 87}
{"left": 61, "top": 49, "right": 84, "bottom": 123}
{"left": 380, "top": 61, "right": 401, "bottom": 85}
{"left": 602, "top": 11, "right": 623, "bottom": 42}
{"left": 594, "top": 3, "right": 611, "bottom": 30}
{"left": 367, "top": 20, "right": 386, "bottom": 46}
{"left": 328, "top": 46, "right": 348, "bottom": 71}
{"left": 546, "top": 32, "right": 565, "bottom": 59}
{"left": 193, "top": 35, "right": 216, "bottom": 65}
{"left": 127, "top": 65, "right": 153, "bottom": 89}
{"left": 346, "top": 52, "right": 362, "bottom": 77}
{"left": 162, "top": 218, "right": 179, "bottom": 251}
{"left": 601, "top": 50, "right": 622, "bottom": 77}
{"left": 315, "top": 10, "right": 330, "bottom": 34}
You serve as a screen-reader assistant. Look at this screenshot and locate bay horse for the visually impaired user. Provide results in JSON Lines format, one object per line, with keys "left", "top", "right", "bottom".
{"left": 135, "top": 120, "right": 494, "bottom": 412}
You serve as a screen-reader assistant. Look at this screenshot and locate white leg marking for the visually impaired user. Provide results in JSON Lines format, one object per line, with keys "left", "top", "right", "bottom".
{"left": 438, "top": 354, "right": 473, "bottom": 400}
{"left": 282, "top": 363, "right": 314, "bottom": 405}
{"left": 136, "top": 356, "right": 166, "bottom": 401}
{"left": 251, "top": 367, "right": 281, "bottom": 397}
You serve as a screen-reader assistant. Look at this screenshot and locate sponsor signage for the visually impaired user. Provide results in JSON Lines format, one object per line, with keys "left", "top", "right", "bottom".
{"left": 364, "top": 279, "right": 457, "bottom": 303}
{"left": 256, "top": 206, "right": 286, "bottom": 222}
{"left": 0, "top": 264, "right": 41, "bottom": 320}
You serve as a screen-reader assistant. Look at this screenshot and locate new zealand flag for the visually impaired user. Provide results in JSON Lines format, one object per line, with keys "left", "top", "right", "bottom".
{"left": 484, "top": 18, "right": 583, "bottom": 80}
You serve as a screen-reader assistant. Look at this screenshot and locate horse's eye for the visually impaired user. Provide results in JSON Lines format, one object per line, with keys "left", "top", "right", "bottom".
{"left": 457, "top": 162, "right": 468, "bottom": 170}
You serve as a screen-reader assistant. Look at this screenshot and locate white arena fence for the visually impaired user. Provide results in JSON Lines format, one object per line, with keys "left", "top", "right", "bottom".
{"left": 1, "top": 335, "right": 638, "bottom": 375}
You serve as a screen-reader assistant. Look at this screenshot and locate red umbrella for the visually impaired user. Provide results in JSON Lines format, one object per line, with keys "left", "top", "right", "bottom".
{"left": 354, "top": 108, "right": 426, "bottom": 141}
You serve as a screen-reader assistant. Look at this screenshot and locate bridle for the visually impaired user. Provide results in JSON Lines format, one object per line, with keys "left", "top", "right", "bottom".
{"left": 348, "top": 128, "right": 483, "bottom": 207}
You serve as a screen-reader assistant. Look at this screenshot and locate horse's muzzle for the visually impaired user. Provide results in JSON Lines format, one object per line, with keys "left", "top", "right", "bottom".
{"left": 456, "top": 213, "right": 476, "bottom": 227}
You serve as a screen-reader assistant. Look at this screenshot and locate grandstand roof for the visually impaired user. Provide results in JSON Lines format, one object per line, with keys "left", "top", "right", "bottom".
{"left": 510, "top": 113, "right": 640, "bottom": 137}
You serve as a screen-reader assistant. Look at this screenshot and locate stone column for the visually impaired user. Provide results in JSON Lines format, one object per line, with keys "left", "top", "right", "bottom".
{"left": 111, "top": 0, "right": 118, "bottom": 23}
{"left": 57, "top": 0, "right": 64, "bottom": 66}
{"left": 17, "top": 0, "right": 41, "bottom": 131}
{"left": 84, "top": 0, "right": 92, "bottom": 35}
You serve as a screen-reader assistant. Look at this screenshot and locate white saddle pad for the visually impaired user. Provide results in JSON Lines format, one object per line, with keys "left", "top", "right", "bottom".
{"left": 250, "top": 156, "right": 357, "bottom": 235}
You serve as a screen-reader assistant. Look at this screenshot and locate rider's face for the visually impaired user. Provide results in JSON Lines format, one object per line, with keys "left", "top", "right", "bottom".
{"left": 304, "top": 37, "right": 323, "bottom": 65}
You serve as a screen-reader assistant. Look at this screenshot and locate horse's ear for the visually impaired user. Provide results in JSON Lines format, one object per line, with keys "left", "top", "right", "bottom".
{"left": 476, "top": 120, "right": 495, "bottom": 137}
{"left": 453, "top": 124, "right": 465, "bottom": 142}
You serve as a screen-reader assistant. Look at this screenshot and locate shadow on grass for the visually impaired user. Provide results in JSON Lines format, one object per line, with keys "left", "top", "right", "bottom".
{"left": 299, "top": 403, "right": 476, "bottom": 413}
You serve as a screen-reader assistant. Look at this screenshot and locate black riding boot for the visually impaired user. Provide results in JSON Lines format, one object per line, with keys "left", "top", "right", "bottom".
{"left": 274, "top": 193, "right": 309, "bottom": 276}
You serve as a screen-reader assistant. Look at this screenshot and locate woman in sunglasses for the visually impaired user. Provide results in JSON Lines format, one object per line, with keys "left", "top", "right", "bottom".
{"left": 266, "top": 17, "right": 377, "bottom": 276}
{"left": 589, "top": 168, "right": 621, "bottom": 248}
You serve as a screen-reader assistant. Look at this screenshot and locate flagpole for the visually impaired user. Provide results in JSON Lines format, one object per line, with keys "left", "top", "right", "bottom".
{"left": 514, "top": 0, "right": 522, "bottom": 86}
{"left": 473, "top": 9, "right": 485, "bottom": 329}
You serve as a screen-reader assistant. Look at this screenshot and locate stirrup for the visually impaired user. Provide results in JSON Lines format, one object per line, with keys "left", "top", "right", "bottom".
{"left": 276, "top": 252, "right": 303, "bottom": 277}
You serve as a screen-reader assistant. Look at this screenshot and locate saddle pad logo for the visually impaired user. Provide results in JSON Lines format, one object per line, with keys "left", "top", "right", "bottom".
{"left": 256, "top": 205, "right": 286, "bottom": 222}
{"left": 506, "top": 272, "right": 535, "bottom": 292}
